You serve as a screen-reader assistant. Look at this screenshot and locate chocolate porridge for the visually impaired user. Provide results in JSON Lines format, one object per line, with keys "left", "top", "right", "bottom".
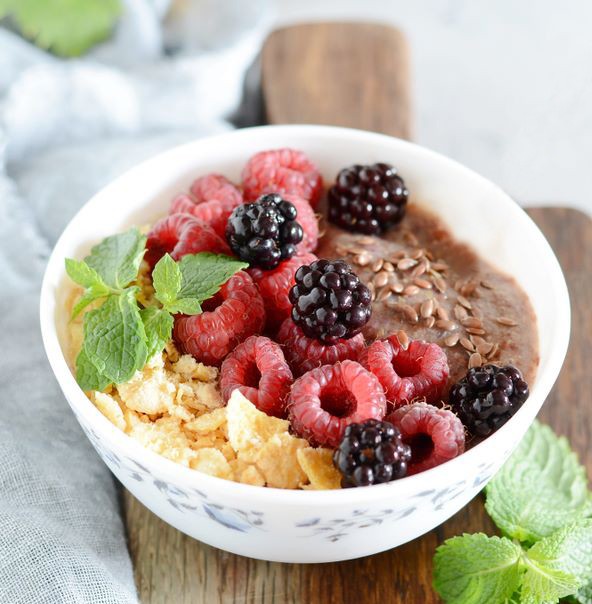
{"left": 316, "top": 203, "right": 539, "bottom": 388}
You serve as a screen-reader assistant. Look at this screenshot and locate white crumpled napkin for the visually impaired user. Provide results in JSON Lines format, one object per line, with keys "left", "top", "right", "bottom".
{"left": 0, "top": 1, "right": 268, "bottom": 601}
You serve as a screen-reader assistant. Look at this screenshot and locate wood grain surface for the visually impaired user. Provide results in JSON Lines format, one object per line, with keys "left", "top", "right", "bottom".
{"left": 262, "top": 22, "right": 413, "bottom": 139}
{"left": 123, "top": 22, "right": 592, "bottom": 603}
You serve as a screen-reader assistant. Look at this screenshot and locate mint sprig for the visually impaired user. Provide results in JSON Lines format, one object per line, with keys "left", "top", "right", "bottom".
{"left": 66, "top": 230, "right": 247, "bottom": 391}
{"left": 433, "top": 421, "right": 592, "bottom": 604}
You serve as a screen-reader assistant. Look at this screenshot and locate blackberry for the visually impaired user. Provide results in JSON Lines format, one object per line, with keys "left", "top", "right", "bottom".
{"left": 288, "top": 259, "right": 372, "bottom": 344}
{"left": 333, "top": 419, "right": 412, "bottom": 488}
{"left": 449, "top": 364, "right": 530, "bottom": 437}
{"left": 226, "top": 193, "right": 303, "bottom": 269}
{"left": 327, "top": 162, "right": 408, "bottom": 235}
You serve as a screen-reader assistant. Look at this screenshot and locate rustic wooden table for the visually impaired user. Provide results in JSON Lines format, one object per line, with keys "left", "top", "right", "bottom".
{"left": 123, "top": 23, "right": 592, "bottom": 603}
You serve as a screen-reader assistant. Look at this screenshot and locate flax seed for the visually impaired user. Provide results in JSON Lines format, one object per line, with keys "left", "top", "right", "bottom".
{"left": 431, "top": 261, "right": 449, "bottom": 272}
{"left": 410, "top": 262, "right": 428, "bottom": 278}
{"left": 420, "top": 299, "right": 434, "bottom": 318}
{"left": 401, "top": 304, "right": 419, "bottom": 323}
{"left": 410, "top": 248, "right": 424, "bottom": 260}
{"left": 414, "top": 277, "right": 432, "bottom": 289}
{"left": 383, "top": 261, "right": 395, "bottom": 272}
{"left": 466, "top": 327, "right": 486, "bottom": 335}
{"left": 436, "top": 319, "right": 457, "bottom": 331}
{"left": 373, "top": 271, "right": 389, "bottom": 288}
{"left": 477, "top": 342, "right": 494, "bottom": 356}
{"left": 354, "top": 252, "right": 371, "bottom": 266}
{"left": 460, "top": 337, "right": 475, "bottom": 352}
{"left": 488, "top": 343, "right": 500, "bottom": 359}
{"left": 436, "top": 307, "right": 449, "bottom": 321}
{"left": 460, "top": 282, "right": 478, "bottom": 297}
{"left": 433, "top": 276, "right": 447, "bottom": 293}
{"left": 377, "top": 287, "right": 391, "bottom": 302}
{"left": 444, "top": 333, "right": 460, "bottom": 347}
{"left": 481, "top": 280, "right": 494, "bottom": 289}
{"left": 454, "top": 305, "right": 468, "bottom": 321}
{"left": 423, "top": 316, "right": 436, "bottom": 328}
{"left": 390, "top": 282, "right": 404, "bottom": 294}
{"left": 461, "top": 317, "right": 483, "bottom": 329}
{"left": 470, "top": 335, "right": 487, "bottom": 346}
{"left": 371, "top": 258, "right": 384, "bottom": 272}
{"left": 397, "top": 258, "right": 417, "bottom": 271}
{"left": 496, "top": 316, "right": 518, "bottom": 327}
{"left": 396, "top": 330, "right": 410, "bottom": 350}
{"left": 457, "top": 295, "right": 472, "bottom": 309}
{"left": 468, "top": 352, "right": 483, "bottom": 369}
{"left": 403, "top": 285, "right": 420, "bottom": 296}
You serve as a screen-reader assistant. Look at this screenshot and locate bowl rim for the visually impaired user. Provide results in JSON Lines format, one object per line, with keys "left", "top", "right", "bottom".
{"left": 39, "top": 124, "right": 571, "bottom": 504}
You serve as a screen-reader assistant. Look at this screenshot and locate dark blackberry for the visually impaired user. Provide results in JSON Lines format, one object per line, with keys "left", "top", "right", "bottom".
{"left": 226, "top": 193, "right": 303, "bottom": 269}
{"left": 288, "top": 259, "right": 372, "bottom": 344}
{"left": 449, "top": 364, "right": 530, "bottom": 437}
{"left": 327, "top": 162, "right": 408, "bottom": 235}
{"left": 333, "top": 419, "right": 412, "bottom": 488}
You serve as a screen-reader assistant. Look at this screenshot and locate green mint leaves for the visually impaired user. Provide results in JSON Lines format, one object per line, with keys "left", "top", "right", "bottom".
{"left": 0, "top": 0, "right": 122, "bottom": 58}
{"left": 485, "top": 423, "right": 590, "bottom": 544}
{"left": 66, "top": 229, "right": 247, "bottom": 391}
{"left": 433, "top": 534, "right": 523, "bottom": 604}
{"left": 433, "top": 421, "right": 592, "bottom": 604}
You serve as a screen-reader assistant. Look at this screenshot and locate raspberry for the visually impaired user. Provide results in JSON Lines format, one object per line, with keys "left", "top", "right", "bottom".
{"left": 146, "top": 214, "right": 230, "bottom": 267}
{"left": 333, "top": 419, "right": 411, "bottom": 487}
{"left": 361, "top": 336, "right": 449, "bottom": 407}
{"left": 277, "top": 318, "right": 366, "bottom": 377}
{"left": 220, "top": 336, "right": 293, "bottom": 417}
{"left": 248, "top": 253, "right": 318, "bottom": 330}
{"left": 226, "top": 193, "right": 303, "bottom": 269}
{"left": 283, "top": 194, "right": 318, "bottom": 253}
{"left": 288, "top": 360, "right": 386, "bottom": 447}
{"left": 169, "top": 174, "right": 243, "bottom": 238}
{"left": 173, "top": 271, "right": 265, "bottom": 366}
{"left": 242, "top": 148, "right": 323, "bottom": 208}
{"left": 289, "top": 259, "right": 372, "bottom": 344}
{"left": 387, "top": 402, "right": 465, "bottom": 475}
{"left": 449, "top": 364, "right": 530, "bottom": 437}
{"left": 328, "top": 163, "right": 408, "bottom": 234}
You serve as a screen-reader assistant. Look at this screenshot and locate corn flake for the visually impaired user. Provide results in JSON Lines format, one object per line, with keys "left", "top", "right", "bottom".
{"left": 91, "top": 391, "right": 126, "bottom": 431}
{"left": 297, "top": 447, "right": 342, "bottom": 490}
{"left": 190, "top": 448, "right": 232, "bottom": 479}
{"left": 255, "top": 433, "right": 308, "bottom": 489}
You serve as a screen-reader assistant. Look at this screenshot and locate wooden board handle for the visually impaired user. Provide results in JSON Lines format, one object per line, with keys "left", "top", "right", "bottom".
{"left": 262, "top": 22, "right": 413, "bottom": 139}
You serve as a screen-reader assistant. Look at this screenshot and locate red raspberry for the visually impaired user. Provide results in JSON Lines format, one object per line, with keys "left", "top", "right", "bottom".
{"left": 220, "top": 336, "right": 293, "bottom": 417}
{"left": 248, "top": 253, "right": 317, "bottom": 330}
{"left": 361, "top": 336, "right": 449, "bottom": 407}
{"left": 170, "top": 174, "right": 243, "bottom": 238}
{"left": 242, "top": 148, "right": 323, "bottom": 208}
{"left": 283, "top": 194, "right": 318, "bottom": 253}
{"left": 173, "top": 271, "right": 265, "bottom": 366}
{"left": 277, "top": 318, "right": 366, "bottom": 377}
{"left": 386, "top": 402, "right": 465, "bottom": 475}
{"left": 146, "top": 213, "right": 230, "bottom": 267}
{"left": 288, "top": 360, "right": 387, "bottom": 447}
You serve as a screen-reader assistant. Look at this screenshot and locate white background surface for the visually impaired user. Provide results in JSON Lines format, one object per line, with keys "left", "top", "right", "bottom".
{"left": 276, "top": 1, "right": 592, "bottom": 214}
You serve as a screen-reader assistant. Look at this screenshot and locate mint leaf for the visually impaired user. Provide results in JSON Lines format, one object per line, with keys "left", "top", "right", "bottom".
{"left": 140, "top": 308, "right": 173, "bottom": 361}
{"left": 0, "top": 0, "right": 122, "bottom": 57}
{"left": 85, "top": 228, "right": 146, "bottom": 291}
{"left": 433, "top": 534, "right": 524, "bottom": 604}
{"left": 165, "top": 298, "right": 202, "bottom": 315}
{"left": 178, "top": 253, "right": 248, "bottom": 300}
{"left": 81, "top": 290, "right": 147, "bottom": 385}
{"left": 152, "top": 254, "right": 182, "bottom": 308}
{"left": 485, "top": 421, "right": 589, "bottom": 543}
{"left": 65, "top": 258, "right": 112, "bottom": 318}
{"left": 521, "top": 521, "right": 592, "bottom": 603}
{"left": 65, "top": 258, "right": 108, "bottom": 290}
{"left": 75, "top": 348, "right": 110, "bottom": 392}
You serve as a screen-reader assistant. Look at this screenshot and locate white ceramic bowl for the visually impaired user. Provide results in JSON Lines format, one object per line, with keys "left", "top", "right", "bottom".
{"left": 40, "top": 125, "right": 570, "bottom": 563}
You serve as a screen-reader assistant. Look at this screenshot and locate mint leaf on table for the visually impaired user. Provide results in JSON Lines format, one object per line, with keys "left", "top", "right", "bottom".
{"left": 140, "top": 307, "right": 174, "bottom": 361}
{"left": 177, "top": 253, "right": 248, "bottom": 300}
{"left": 520, "top": 520, "right": 592, "bottom": 604}
{"left": 82, "top": 290, "right": 147, "bottom": 385}
{"left": 485, "top": 421, "right": 590, "bottom": 544}
{"left": 84, "top": 228, "right": 146, "bottom": 290}
{"left": 0, "top": 0, "right": 122, "bottom": 57}
{"left": 433, "top": 533, "right": 524, "bottom": 604}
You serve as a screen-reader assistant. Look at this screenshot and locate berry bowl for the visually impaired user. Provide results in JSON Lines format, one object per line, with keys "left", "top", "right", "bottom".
{"left": 40, "top": 125, "right": 570, "bottom": 562}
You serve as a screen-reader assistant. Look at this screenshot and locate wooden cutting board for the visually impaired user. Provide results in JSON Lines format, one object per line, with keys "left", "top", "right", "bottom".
{"left": 123, "top": 23, "right": 592, "bottom": 603}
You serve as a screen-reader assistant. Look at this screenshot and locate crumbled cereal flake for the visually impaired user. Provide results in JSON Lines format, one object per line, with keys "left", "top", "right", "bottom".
{"left": 91, "top": 391, "right": 126, "bottom": 431}
{"left": 240, "top": 465, "right": 266, "bottom": 487}
{"left": 172, "top": 354, "right": 218, "bottom": 382}
{"left": 297, "top": 448, "right": 342, "bottom": 490}
{"left": 190, "top": 448, "right": 232, "bottom": 479}
{"left": 255, "top": 433, "right": 308, "bottom": 489}
{"left": 226, "top": 391, "right": 289, "bottom": 453}
{"left": 117, "top": 355, "right": 175, "bottom": 415}
{"left": 185, "top": 408, "right": 227, "bottom": 434}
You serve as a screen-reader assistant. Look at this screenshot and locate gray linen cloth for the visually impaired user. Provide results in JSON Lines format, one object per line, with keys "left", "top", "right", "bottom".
{"left": 0, "top": 1, "right": 267, "bottom": 600}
